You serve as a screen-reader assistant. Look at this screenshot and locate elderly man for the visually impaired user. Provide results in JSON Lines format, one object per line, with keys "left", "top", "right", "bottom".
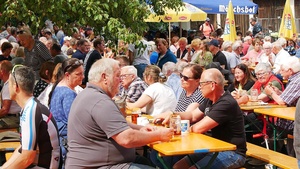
{"left": 272, "top": 41, "right": 291, "bottom": 75}
{"left": 265, "top": 56, "right": 300, "bottom": 156}
{"left": 66, "top": 58, "right": 173, "bottom": 169}
{"left": 0, "top": 61, "right": 21, "bottom": 127}
{"left": 155, "top": 68, "right": 247, "bottom": 169}
{"left": 119, "top": 65, "right": 148, "bottom": 103}
{"left": 17, "top": 27, "right": 52, "bottom": 79}
{"left": 2, "top": 65, "right": 60, "bottom": 168}
{"left": 242, "top": 36, "right": 252, "bottom": 56}
{"left": 176, "top": 37, "right": 193, "bottom": 62}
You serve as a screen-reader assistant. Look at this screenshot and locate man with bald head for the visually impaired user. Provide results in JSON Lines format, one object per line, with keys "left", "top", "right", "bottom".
{"left": 155, "top": 68, "right": 247, "bottom": 169}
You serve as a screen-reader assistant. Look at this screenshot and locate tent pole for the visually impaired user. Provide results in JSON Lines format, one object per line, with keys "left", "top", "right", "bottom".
{"left": 169, "top": 22, "right": 171, "bottom": 45}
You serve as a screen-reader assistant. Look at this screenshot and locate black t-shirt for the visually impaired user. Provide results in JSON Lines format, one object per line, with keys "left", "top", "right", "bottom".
{"left": 0, "top": 55, "right": 12, "bottom": 61}
{"left": 227, "top": 79, "right": 255, "bottom": 92}
{"left": 213, "top": 51, "right": 228, "bottom": 70}
{"left": 199, "top": 91, "right": 247, "bottom": 156}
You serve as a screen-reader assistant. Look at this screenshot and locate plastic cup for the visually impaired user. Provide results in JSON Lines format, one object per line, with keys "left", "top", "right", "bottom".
{"left": 250, "top": 89, "right": 259, "bottom": 102}
{"left": 181, "top": 120, "right": 190, "bottom": 134}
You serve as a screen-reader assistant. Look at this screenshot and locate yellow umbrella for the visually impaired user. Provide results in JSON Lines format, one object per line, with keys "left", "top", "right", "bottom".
{"left": 145, "top": 2, "right": 207, "bottom": 22}
{"left": 278, "top": 0, "right": 297, "bottom": 40}
{"left": 222, "top": 0, "right": 236, "bottom": 42}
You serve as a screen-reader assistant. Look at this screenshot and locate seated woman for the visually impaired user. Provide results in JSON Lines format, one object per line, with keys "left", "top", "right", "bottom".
{"left": 33, "top": 61, "right": 56, "bottom": 98}
{"left": 193, "top": 39, "right": 213, "bottom": 67}
{"left": 228, "top": 63, "right": 256, "bottom": 93}
{"left": 49, "top": 58, "right": 84, "bottom": 164}
{"left": 234, "top": 62, "right": 284, "bottom": 104}
{"left": 258, "top": 42, "right": 275, "bottom": 66}
{"left": 241, "top": 38, "right": 263, "bottom": 66}
{"left": 126, "top": 65, "right": 177, "bottom": 116}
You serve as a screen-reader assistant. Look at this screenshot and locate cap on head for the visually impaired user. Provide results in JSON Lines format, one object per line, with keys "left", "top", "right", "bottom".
{"left": 63, "top": 36, "right": 72, "bottom": 41}
{"left": 206, "top": 17, "right": 210, "bottom": 22}
{"left": 208, "top": 39, "right": 219, "bottom": 47}
{"left": 44, "top": 28, "right": 52, "bottom": 34}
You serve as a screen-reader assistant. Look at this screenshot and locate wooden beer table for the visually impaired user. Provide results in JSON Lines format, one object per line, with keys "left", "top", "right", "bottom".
{"left": 148, "top": 132, "right": 236, "bottom": 169}
{"left": 240, "top": 102, "right": 287, "bottom": 111}
{"left": 254, "top": 107, "right": 296, "bottom": 151}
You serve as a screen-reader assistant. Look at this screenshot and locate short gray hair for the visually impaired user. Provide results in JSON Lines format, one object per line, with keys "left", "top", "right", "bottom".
{"left": 122, "top": 65, "right": 137, "bottom": 76}
{"left": 88, "top": 58, "right": 119, "bottom": 82}
{"left": 176, "top": 60, "right": 188, "bottom": 73}
{"left": 264, "top": 36, "right": 271, "bottom": 42}
{"left": 255, "top": 62, "right": 272, "bottom": 73}
{"left": 10, "top": 66, "right": 35, "bottom": 94}
{"left": 277, "top": 37, "right": 287, "bottom": 47}
{"left": 263, "top": 42, "right": 272, "bottom": 49}
{"left": 244, "top": 36, "right": 252, "bottom": 41}
{"left": 272, "top": 42, "right": 282, "bottom": 50}
{"left": 232, "top": 40, "right": 242, "bottom": 51}
{"left": 281, "top": 56, "right": 300, "bottom": 73}
{"left": 162, "top": 62, "right": 176, "bottom": 75}
{"left": 221, "top": 41, "right": 233, "bottom": 51}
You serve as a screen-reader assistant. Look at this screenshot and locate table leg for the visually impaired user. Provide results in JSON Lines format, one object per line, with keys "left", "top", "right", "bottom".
{"left": 266, "top": 115, "right": 277, "bottom": 151}
{"left": 202, "top": 152, "right": 219, "bottom": 169}
{"left": 156, "top": 153, "right": 171, "bottom": 169}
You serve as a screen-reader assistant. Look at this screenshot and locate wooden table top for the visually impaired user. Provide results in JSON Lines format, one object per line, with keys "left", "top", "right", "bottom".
{"left": 0, "top": 128, "right": 18, "bottom": 133}
{"left": 254, "top": 107, "right": 296, "bottom": 121}
{"left": 240, "top": 102, "right": 287, "bottom": 111}
{"left": 0, "top": 141, "right": 19, "bottom": 152}
{"left": 148, "top": 133, "right": 236, "bottom": 156}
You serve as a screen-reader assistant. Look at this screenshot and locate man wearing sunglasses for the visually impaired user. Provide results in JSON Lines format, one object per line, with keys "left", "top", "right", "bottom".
{"left": 154, "top": 68, "right": 246, "bottom": 169}
{"left": 17, "top": 27, "right": 53, "bottom": 79}
{"left": 2, "top": 65, "right": 60, "bottom": 168}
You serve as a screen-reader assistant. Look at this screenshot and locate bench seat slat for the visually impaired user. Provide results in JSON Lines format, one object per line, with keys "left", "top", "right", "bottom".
{"left": 246, "top": 142, "right": 297, "bottom": 169}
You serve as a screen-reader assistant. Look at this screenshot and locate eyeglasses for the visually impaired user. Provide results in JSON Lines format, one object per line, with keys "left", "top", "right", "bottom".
{"left": 199, "top": 81, "right": 216, "bottom": 87}
{"left": 180, "top": 73, "right": 194, "bottom": 81}
{"left": 255, "top": 72, "right": 268, "bottom": 77}
{"left": 64, "top": 60, "right": 83, "bottom": 73}
{"left": 120, "top": 74, "right": 132, "bottom": 80}
{"left": 11, "top": 65, "right": 23, "bottom": 87}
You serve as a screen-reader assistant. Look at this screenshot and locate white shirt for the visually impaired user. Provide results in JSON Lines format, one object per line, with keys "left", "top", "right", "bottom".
{"left": 274, "top": 49, "right": 290, "bottom": 74}
{"left": 1, "top": 81, "right": 21, "bottom": 114}
{"left": 128, "top": 38, "right": 150, "bottom": 65}
{"left": 143, "top": 82, "right": 177, "bottom": 116}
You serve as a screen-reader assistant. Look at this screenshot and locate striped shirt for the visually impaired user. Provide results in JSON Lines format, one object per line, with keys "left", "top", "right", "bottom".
{"left": 175, "top": 88, "right": 205, "bottom": 112}
{"left": 276, "top": 71, "right": 300, "bottom": 130}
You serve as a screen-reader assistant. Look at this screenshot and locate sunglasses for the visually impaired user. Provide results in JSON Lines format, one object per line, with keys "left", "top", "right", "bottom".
{"left": 64, "top": 60, "right": 83, "bottom": 73}
{"left": 180, "top": 73, "right": 194, "bottom": 81}
{"left": 11, "top": 65, "right": 24, "bottom": 87}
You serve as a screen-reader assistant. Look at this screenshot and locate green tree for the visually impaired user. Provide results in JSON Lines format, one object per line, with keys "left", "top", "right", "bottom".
{"left": 0, "top": 0, "right": 182, "bottom": 45}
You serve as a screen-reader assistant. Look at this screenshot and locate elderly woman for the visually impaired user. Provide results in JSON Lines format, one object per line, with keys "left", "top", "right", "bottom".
{"left": 258, "top": 42, "right": 275, "bottom": 66}
{"left": 126, "top": 65, "right": 176, "bottom": 116}
{"left": 155, "top": 38, "right": 177, "bottom": 69}
{"left": 193, "top": 39, "right": 213, "bottom": 67}
{"left": 242, "top": 38, "right": 263, "bottom": 66}
{"left": 49, "top": 58, "right": 84, "bottom": 164}
{"left": 235, "top": 63, "right": 284, "bottom": 104}
{"left": 228, "top": 63, "right": 256, "bottom": 93}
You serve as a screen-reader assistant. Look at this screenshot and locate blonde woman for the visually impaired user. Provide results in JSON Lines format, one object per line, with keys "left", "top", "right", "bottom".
{"left": 126, "top": 65, "right": 176, "bottom": 116}
{"left": 193, "top": 39, "right": 213, "bottom": 67}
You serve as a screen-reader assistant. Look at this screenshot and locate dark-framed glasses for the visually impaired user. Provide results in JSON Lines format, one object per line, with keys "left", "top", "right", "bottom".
{"left": 11, "top": 65, "right": 24, "bottom": 87}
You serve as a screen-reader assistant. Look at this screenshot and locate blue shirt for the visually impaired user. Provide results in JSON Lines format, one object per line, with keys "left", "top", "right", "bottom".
{"left": 166, "top": 73, "right": 182, "bottom": 101}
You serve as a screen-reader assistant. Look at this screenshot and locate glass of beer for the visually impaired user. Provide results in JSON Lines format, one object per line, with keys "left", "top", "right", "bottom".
{"left": 126, "top": 108, "right": 141, "bottom": 124}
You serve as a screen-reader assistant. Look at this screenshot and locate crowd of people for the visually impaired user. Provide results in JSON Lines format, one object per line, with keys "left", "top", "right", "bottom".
{"left": 0, "top": 16, "right": 300, "bottom": 168}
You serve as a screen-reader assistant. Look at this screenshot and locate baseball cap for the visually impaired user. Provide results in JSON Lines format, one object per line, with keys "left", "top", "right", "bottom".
{"left": 44, "top": 28, "right": 52, "bottom": 34}
{"left": 208, "top": 39, "right": 219, "bottom": 47}
{"left": 205, "top": 62, "right": 230, "bottom": 75}
{"left": 206, "top": 18, "right": 210, "bottom": 22}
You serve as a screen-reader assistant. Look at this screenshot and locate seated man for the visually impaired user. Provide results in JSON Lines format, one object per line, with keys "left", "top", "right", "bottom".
{"left": 66, "top": 58, "right": 173, "bottom": 169}
{"left": 0, "top": 61, "right": 21, "bottom": 128}
{"left": 265, "top": 56, "right": 300, "bottom": 156}
{"left": 119, "top": 65, "right": 148, "bottom": 103}
{"left": 155, "top": 68, "right": 247, "bottom": 169}
{"left": 2, "top": 65, "right": 60, "bottom": 168}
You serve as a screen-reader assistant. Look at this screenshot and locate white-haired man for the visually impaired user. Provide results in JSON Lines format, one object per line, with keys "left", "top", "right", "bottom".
{"left": 272, "top": 42, "right": 291, "bottom": 75}
{"left": 119, "top": 65, "right": 148, "bottom": 103}
{"left": 265, "top": 56, "right": 300, "bottom": 156}
{"left": 66, "top": 58, "right": 173, "bottom": 169}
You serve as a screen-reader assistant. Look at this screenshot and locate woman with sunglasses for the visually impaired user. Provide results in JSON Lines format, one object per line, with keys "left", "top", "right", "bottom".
{"left": 126, "top": 65, "right": 176, "bottom": 116}
{"left": 48, "top": 58, "right": 84, "bottom": 165}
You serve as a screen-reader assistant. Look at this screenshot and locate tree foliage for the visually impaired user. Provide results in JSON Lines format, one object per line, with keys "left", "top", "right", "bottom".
{"left": 0, "top": 0, "right": 182, "bottom": 44}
